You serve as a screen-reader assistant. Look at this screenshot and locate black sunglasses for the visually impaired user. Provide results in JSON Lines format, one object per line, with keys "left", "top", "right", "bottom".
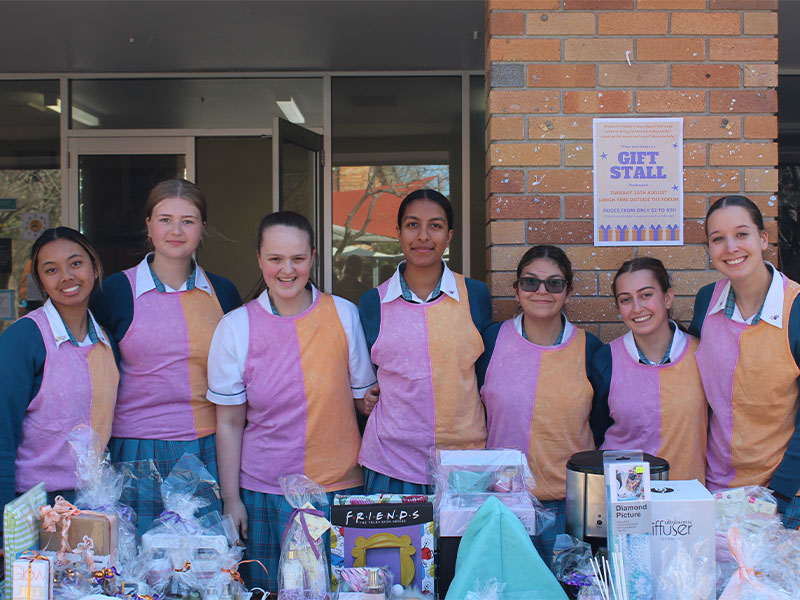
{"left": 515, "top": 276, "right": 567, "bottom": 293}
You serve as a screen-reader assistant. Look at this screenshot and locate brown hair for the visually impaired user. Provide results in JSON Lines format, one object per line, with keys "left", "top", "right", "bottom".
{"left": 144, "top": 179, "right": 208, "bottom": 223}
{"left": 31, "top": 227, "right": 103, "bottom": 296}
{"left": 514, "top": 245, "right": 574, "bottom": 293}
{"left": 612, "top": 257, "right": 672, "bottom": 302}
{"left": 705, "top": 195, "right": 764, "bottom": 237}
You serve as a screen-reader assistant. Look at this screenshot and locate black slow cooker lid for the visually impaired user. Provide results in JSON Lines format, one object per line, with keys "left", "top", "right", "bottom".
{"left": 566, "top": 450, "right": 669, "bottom": 474}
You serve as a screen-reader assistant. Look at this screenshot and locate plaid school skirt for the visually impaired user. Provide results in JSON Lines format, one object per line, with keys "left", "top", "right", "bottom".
{"left": 240, "top": 485, "right": 363, "bottom": 594}
{"left": 532, "top": 498, "right": 566, "bottom": 569}
{"left": 362, "top": 468, "right": 433, "bottom": 496}
{"left": 109, "top": 434, "right": 220, "bottom": 538}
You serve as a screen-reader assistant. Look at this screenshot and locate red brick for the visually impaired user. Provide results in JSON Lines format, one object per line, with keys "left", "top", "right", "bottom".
{"left": 529, "top": 169, "right": 593, "bottom": 193}
{"left": 565, "top": 38, "right": 634, "bottom": 62}
{"left": 683, "top": 116, "right": 741, "bottom": 139}
{"left": 488, "top": 0, "right": 559, "bottom": 8}
{"left": 709, "top": 90, "right": 777, "bottom": 114}
{"left": 709, "top": 142, "right": 777, "bottom": 166}
{"left": 637, "top": 0, "right": 705, "bottom": 7}
{"left": 709, "top": 0, "right": 777, "bottom": 9}
{"left": 684, "top": 219, "right": 707, "bottom": 243}
{"left": 599, "top": 12, "right": 668, "bottom": 35}
{"left": 489, "top": 142, "right": 561, "bottom": 167}
{"left": 669, "top": 270, "right": 722, "bottom": 295}
{"left": 709, "top": 38, "right": 778, "bottom": 62}
{"left": 671, "top": 12, "right": 741, "bottom": 35}
{"left": 488, "top": 170, "right": 525, "bottom": 193}
{"left": 684, "top": 169, "right": 741, "bottom": 192}
{"left": 564, "top": 90, "right": 633, "bottom": 114}
{"left": 489, "top": 271, "right": 518, "bottom": 297}
{"left": 489, "top": 12, "right": 524, "bottom": 36}
{"left": 565, "top": 0, "right": 634, "bottom": 8}
{"left": 744, "top": 64, "right": 778, "bottom": 88}
{"left": 744, "top": 12, "right": 778, "bottom": 35}
{"left": 565, "top": 196, "right": 594, "bottom": 218}
{"left": 488, "top": 220, "right": 526, "bottom": 245}
{"left": 596, "top": 323, "right": 627, "bottom": 343}
{"left": 488, "top": 195, "right": 562, "bottom": 220}
{"left": 569, "top": 246, "right": 635, "bottom": 270}
{"left": 743, "top": 116, "right": 778, "bottom": 139}
{"left": 640, "top": 245, "right": 708, "bottom": 269}
{"left": 527, "top": 220, "right": 594, "bottom": 244}
{"left": 637, "top": 38, "right": 705, "bottom": 61}
{"left": 671, "top": 65, "right": 740, "bottom": 88}
{"left": 599, "top": 64, "right": 668, "bottom": 87}
{"left": 488, "top": 116, "right": 525, "bottom": 141}
{"left": 684, "top": 194, "right": 708, "bottom": 218}
{"left": 571, "top": 271, "right": 600, "bottom": 296}
{"left": 684, "top": 143, "right": 707, "bottom": 166}
{"left": 636, "top": 90, "right": 705, "bottom": 113}
{"left": 528, "top": 64, "right": 596, "bottom": 88}
{"left": 489, "top": 90, "right": 561, "bottom": 114}
{"left": 488, "top": 39, "right": 562, "bottom": 62}
{"left": 491, "top": 298, "right": 517, "bottom": 322}
{"left": 489, "top": 245, "right": 528, "bottom": 271}
{"left": 525, "top": 12, "right": 596, "bottom": 35}
{"left": 565, "top": 143, "right": 593, "bottom": 166}
{"left": 528, "top": 117, "right": 593, "bottom": 140}
{"left": 744, "top": 168, "right": 777, "bottom": 192}
{"left": 566, "top": 297, "right": 621, "bottom": 322}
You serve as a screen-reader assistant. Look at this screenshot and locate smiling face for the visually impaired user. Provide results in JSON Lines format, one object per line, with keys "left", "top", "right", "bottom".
{"left": 257, "top": 224, "right": 316, "bottom": 304}
{"left": 615, "top": 269, "right": 674, "bottom": 338}
{"left": 36, "top": 238, "right": 97, "bottom": 309}
{"left": 146, "top": 196, "right": 205, "bottom": 261}
{"left": 397, "top": 198, "right": 454, "bottom": 270}
{"left": 515, "top": 257, "right": 569, "bottom": 324}
{"left": 706, "top": 205, "right": 769, "bottom": 283}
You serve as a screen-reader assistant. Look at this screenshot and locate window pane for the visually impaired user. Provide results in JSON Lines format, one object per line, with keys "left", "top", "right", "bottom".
{"left": 331, "top": 76, "right": 461, "bottom": 302}
{"left": 70, "top": 78, "right": 323, "bottom": 130}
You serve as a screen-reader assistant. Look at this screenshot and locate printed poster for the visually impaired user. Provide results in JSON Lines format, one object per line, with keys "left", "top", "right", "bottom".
{"left": 593, "top": 118, "right": 683, "bottom": 246}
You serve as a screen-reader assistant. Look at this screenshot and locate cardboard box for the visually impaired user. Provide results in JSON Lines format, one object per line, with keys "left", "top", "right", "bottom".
{"left": 649, "top": 479, "right": 716, "bottom": 599}
{"left": 40, "top": 512, "right": 118, "bottom": 563}
{"left": 12, "top": 555, "right": 53, "bottom": 600}
{"left": 330, "top": 494, "right": 434, "bottom": 595}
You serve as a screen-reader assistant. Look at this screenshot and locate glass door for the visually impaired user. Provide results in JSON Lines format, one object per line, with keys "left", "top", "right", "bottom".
{"left": 273, "top": 117, "right": 324, "bottom": 284}
{"left": 67, "top": 137, "right": 192, "bottom": 274}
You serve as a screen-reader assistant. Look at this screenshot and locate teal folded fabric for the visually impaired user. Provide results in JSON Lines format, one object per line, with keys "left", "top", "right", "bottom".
{"left": 445, "top": 496, "right": 568, "bottom": 600}
{"left": 448, "top": 470, "right": 493, "bottom": 493}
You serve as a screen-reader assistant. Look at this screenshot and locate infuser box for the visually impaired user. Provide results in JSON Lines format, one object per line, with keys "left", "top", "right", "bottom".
{"left": 649, "top": 479, "right": 716, "bottom": 599}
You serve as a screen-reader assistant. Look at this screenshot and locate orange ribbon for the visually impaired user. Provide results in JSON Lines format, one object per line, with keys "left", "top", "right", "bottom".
{"left": 222, "top": 559, "right": 270, "bottom": 593}
{"left": 174, "top": 561, "right": 192, "bottom": 573}
{"left": 40, "top": 496, "right": 81, "bottom": 563}
{"left": 718, "top": 525, "right": 785, "bottom": 600}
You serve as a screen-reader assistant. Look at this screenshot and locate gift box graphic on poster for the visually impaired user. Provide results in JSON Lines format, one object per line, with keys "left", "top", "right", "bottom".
{"left": 330, "top": 494, "right": 434, "bottom": 594}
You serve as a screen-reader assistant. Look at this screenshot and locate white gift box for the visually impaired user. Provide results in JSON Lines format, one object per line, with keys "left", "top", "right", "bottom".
{"left": 12, "top": 555, "right": 53, "bottom": 600}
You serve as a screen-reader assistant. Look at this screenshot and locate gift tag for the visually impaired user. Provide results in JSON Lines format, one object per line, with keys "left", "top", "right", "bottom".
{"left": 715, "top": 488, "right": 745, "bottom": 519}
{"left": 747, "top": 496, "right": 777, "bottom": 516}
{"left": 297, "top": 502, "right": 331, "bottom": 540}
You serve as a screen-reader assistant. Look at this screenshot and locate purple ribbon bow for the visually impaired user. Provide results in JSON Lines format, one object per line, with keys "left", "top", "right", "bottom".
{"left": 281, "top": 507, "right": 325, "bottom": 560}
{"left": 159, "top": 510, "right": 198, "bottom": 534}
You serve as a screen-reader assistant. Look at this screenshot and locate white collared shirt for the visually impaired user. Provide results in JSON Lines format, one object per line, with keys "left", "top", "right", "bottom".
{"left": 42, "top": 298, "right": 110, "bottom": 348}
{"left": 381, "top": 261, "right": 460, "bottom": 304}
{"left": 621, "top": 320, "right": 687, "bottom": 364}
{"left": 133, "top": 253, "right": 213, "bottom": 298}
{"left": 708, "top": 262, "right": 784, "bottom": 328}
{"left": 512, "top": 312, "right": 575, "bottom": 345}
{"left": 207, "top": 285, "right": 376, "bottom": 404}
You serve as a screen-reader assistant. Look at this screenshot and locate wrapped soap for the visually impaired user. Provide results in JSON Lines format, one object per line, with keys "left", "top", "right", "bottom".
{"left": 12, "top": 554, "right": 53, "bottom": 600}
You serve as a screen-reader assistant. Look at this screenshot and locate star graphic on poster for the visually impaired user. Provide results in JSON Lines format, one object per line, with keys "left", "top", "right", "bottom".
{"left": 673, "top": 142, "right": 679, "bottom": 149}
{"left": 600, "top": 152, "right": 608, "bottom": 159}
{"left": 672, "top": 185, "right": 679, "bottom": 191}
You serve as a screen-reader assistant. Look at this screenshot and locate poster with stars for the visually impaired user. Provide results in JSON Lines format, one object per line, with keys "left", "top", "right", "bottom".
{"left": 593, "top": 117, "right": 683, "bottom": 246}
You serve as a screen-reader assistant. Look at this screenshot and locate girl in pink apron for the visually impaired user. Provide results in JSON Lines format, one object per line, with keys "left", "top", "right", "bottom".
{"left": 689, "top": 195, "right": 800, "bottom": 529}
{"left": 208, "top": 211, "right": 375, "bottom": 591}
{"left": 593, "top": 257, "right": 708, "bottom": 483}
{"left": 358, "top": 189, "right": 493, "bottom": 494}
{"left": 480, "top": 244, "right": 602, "bottom": 566}
{"left": 0, "top": 227, "right": 118, "bottom": 523}
{"left": 90, "top": 179, "right": 241, "bottom": 534}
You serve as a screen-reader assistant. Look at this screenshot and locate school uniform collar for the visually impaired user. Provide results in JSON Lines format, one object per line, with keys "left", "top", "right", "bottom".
{"left": 134, "top": 253, "right": 212, "bottom": 298}
{"left": 708, "top": 262, "right": 784, "bottom": 329}
{"left": 43, "top": 298, "right": 110, "bottom": 348}
{"left": 382, "top": 261, "right": 459, "bottom": 304}
{"left": 622, "top": 320, "right": 686, "bottom": 365}
{"left": 258, "top": 283, "right": 318, "bottom": 316}
{"left": 512, "top": 312, "right": 573, "bottom": 346}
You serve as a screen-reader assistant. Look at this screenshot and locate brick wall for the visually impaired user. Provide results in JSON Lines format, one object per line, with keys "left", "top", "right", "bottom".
{"left": 485, "top": 0, "right": 778, "bottom": 341}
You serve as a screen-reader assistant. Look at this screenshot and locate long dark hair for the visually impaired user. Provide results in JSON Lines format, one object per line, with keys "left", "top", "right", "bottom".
{"left": 612, "top": 257, "right": 671, "bottom": 299}
{"left": 397, "top": 189, "right": 454, "bottom": 230}
{"left": 514, "top": 245, "right": 574, "bottom": 293}
{"left": 31, "top": 227, "right": 103, "bottom": 297}
{"left": 705, "top": 195, "right": 764, "bottom": 237}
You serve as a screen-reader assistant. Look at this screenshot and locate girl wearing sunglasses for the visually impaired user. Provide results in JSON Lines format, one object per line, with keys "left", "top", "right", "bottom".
{"left": 591, "top": 257, "right": 707, "bottom": 482}
{"left": 479, "top": 245, "right": 603, "bottom": 566}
